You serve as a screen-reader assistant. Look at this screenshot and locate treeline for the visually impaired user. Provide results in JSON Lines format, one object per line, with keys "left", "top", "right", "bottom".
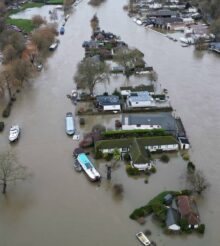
{"left": 193, "top": 0, "right": 220, "bottom": 40}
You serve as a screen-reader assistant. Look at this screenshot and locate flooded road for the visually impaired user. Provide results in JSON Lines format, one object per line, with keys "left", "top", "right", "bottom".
{"left": 1, "top": 0, "right": 220, "bottom": 245}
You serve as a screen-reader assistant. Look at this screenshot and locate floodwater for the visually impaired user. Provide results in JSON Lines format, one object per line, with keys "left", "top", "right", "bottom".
{"left": 1, "top": 0, "right": 220, "bottom": 245}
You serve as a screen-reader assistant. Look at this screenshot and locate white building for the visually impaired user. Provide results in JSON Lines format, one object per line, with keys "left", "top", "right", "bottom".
{"left": 127, "top": 91, "right": 155, "bottom": 108}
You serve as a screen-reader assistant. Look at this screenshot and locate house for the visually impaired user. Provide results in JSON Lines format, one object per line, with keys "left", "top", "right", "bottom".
{"left": 178, "top": 137, "right": 190, "bottom": 150}
{"left": 95, "top": 136, "right": 179, "bottom": 169}
{"left": 127, "top": 91, "right": 155, "bottom": 108}
{"left": 166, "top": 207, "right": 181, "bottom": 231}
{"left": 120, "top": 85, "right": 154, "bottom": 96}
{"left": 177, "top": 196, "right": 200, "bottom": 228}
{"left": 122, "top": 113, "right": 178, "bottom": 135}
{"left": 95, "top": 96, "right": 121, "bottom": 111}
{"left": 147, "top": 10, "right": 177, "bottom": 18}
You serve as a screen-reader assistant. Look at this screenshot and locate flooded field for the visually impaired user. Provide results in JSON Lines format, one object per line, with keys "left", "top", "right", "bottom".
{"left": 1, "top": 0, "right": 220, "bottom": 245}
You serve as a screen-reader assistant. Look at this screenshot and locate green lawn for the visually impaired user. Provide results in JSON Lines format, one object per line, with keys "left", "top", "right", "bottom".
{"left": 47, "top": 0, "right": 64, "bottom": 4}
{"left": 6, "top": 18, "right": 34, "bottom": 33}
{"left": 9, "top": 2, "right": 44, "bottom": 15}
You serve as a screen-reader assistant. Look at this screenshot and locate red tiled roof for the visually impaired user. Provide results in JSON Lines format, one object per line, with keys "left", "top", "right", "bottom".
{"left": 177, "top": 195, "right": 200, "bottom": 225}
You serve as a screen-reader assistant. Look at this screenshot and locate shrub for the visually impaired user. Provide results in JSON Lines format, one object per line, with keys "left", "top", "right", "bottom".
{"left": 2, "top": 104, "right": 11, "bottom": 118}
{"left": 126, "top": 164, "right": 140, "bottom": 176}
{"left": 94, "top": 150, "right": 103, "bottom": 159}
{"left": 150, "top": 166, "right": 157, "bottom": 173}
{"left": 182, "top": 152, "right": 190, "bottom": 161}
{"left": 160, "top": 154, "right": 170, "bottom": 163}
{"left": 197, "top": 224, "right": 205, "bottom": 234}
{"left": 144, "top": 178, "right": 149, "bottom": 184}
{"left": 112, "top": 89, "right": 122, "bottom": 99}
{"left": 0, "top": 122, "right": 4, "bottom": 132}
{"left": 112, "top": 184, "right": 124, "bottom": 196}
{"left": 123, "top": 153, "right": 131, "bottom": 162}
{"left": 180, "top": 218, "right": 190, "bottom": 232}
{"left": 187, "top": 161, "right": 196, "bottom": 173}
{"left": 103, "top": 153, "right": 113, "bottom": 161}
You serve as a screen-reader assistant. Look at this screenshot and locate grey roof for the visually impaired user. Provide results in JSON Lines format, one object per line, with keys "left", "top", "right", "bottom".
{"left": 122, "top": 113, "right": 177, "bottom": 133}
{"left": 147, "top": 10, "right": 177, "bottom": 17}
{"left": 128, "top": 91, "right": 152, "bottom": 102}
{"left": 96, "top": 96, "right": 120, "bottom": 106}
{"left": 166, "top": 208, "right": 180, "bottom": 227}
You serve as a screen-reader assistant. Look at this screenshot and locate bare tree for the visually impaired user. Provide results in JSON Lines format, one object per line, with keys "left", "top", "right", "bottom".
{"left": 0, "top": 151, "right": 31, "bottom": 194}
{"left": 10, "top": 59, "right": 33, "bottom": 86}
{"left": 186, "top": 169, "right": 210, "bottom": 194}
{"left": 32, "top": 15, "right": 46, "bottom": 28}
{"left": 90, "top": 14, "right": 99, "bottom": 33}
{"left": 113, "top": 47, "right": 145, "bottom": 78}
{"left": 2, "top": 44, "right": 17, "bottom": 64}
{"left": 31, "top": 24, "right": 57, "bottom": 54}
{"left": 0, "top": 30, "right": 25, "bottom": 56}
{"left": 63, "top": 0, "right": 74, "bottom": 14}
{"left": 0, "top": 68, "right": 16, "bottom": 100}
{"left": 74, "top": 57, "right": 110, "bottom": 95}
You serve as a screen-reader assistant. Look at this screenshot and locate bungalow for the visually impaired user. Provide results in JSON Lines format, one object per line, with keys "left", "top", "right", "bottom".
{"left": 122, "top": 113, "right": 177, "bottom": 135}
{"left": 127, "top": 91, "right": 155, "bottom": 108}
{"left": 177, "top": 195, "right": 200, "bottom": 228}
{"left": 95, "top": 136, "right": 179, "bottom": 170}
{"left": 166, "top": 207, "right": 181, "bottom": 231}
{"left": 95, "top": 95, "right": 121, "bottom": 111}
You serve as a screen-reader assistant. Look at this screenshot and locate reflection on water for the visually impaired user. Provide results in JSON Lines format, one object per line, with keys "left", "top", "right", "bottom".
{"left": 1, "top": 0, "right": 220, "bottom": 245}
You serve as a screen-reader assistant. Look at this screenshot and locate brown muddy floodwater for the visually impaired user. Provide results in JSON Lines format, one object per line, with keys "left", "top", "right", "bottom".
{"left": 0, "top": 0, "right": 220, "bottom": 245}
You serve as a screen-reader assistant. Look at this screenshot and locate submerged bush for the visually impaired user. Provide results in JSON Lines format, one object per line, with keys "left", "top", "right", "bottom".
{"left": 2, "top": 104, "right": 11, "bottom": 118}
{"left": 197, "top": 224, "right": 205, "bottom": 234}
{"left": 160, "top": 154, "right": 170, "bottom": 163}
{"left": 187, "top": 161, "right": 196, "bottom": 173}
{"left": 126, "top": 165, "right": 141, "bottom": 176}
{"left": 0, "top": 122, "right": 4, "bottom": 132}
{"left": 150, "top": 166, "right": 157, "bottom": 173}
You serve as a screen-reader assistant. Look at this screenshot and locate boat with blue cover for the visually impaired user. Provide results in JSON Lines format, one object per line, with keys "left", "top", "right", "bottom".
{"left": 73, "top": 148, "right": 101, "bottom": 181}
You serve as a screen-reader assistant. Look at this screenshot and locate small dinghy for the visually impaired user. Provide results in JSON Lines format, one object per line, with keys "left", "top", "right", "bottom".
{"left": 136, "top": 232, "right": 151, "bottom": 246}
{"left": 9, "top": 125, "right": 20, "bottom": 142}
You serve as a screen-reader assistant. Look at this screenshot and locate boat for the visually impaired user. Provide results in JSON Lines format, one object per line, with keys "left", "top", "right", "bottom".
{"left": 9, "top": 125, "right": 20, "bottom": 142}
{"left": 74, "top": 149, "right": 101, "bottom": 181}
{"left": 60, "top": 26, "right": 65, "bottom": 35}
{"left": 65, "top": 112, "right": 75, "bottom": 135}
{"left": 49, "top": 42, "right": 58, "bottom": 51}
{"left": 136, "top": 232, "right": 151, "bottom": 246}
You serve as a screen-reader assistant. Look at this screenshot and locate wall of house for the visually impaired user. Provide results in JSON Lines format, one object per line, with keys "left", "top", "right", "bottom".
{"left": 103, "top": 105, "right": 121, "bottom": 111}
{"left": 132, "top": 162, "right": 152, "bottom": 170}
{"left": 122, "top": 124, "right": 161, "bottom": 130}
{"left": 146, "top": 144, "right": 179, "bottom": 152}
{"left": 127, "top": 99, "right": 155, "bottom": 108}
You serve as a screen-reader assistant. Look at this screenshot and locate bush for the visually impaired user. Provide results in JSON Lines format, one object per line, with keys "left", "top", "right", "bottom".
{"left": 103, "top": 153, "right": 113, "bottom": 161}
{"left": 160, "top": 154, "right": 170, "bottom": 163}
{"left": 112, "top": 184, "right": 124, "bottom": 196}
{"left": 150, "top": 166, "right": 157, "bottom": 173}
{"left": 126, "top": 164, "right": 140, "bottom": 176}
{"left": 94, "top": 150, "right": 103, "bottom": 159}
{"left": 112, "top": 89, "right": 122, "bottom": 99}
{"left": 79, "top": 117, "right": 85, "bottom": 125}
{"left": 187, "top": 162, "right": 195, "bottom": 173}
{"left": 144, "top": 178, "right": 149, "bottom": 184}
{"left": 182, "top": 152, "right": 190, "bottom": 161}
{"left": 123, "top": 153, "right": 131, "bottom": 162}
{"left": 0, "top": 122, "right": 5, "bottom": 132}
{"left": 180, "top": 218, "right": 190, "bottom": 232}
{"left": 197, "top": 224, "right": 205, "bottom": 234}
{"left": 2, "top": 104, "right": 11, "bottom": 118}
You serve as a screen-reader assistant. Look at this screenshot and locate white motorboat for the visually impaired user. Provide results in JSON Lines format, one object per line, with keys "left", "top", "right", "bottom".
{"left": 9, "top": 125, "right": 20, "bottom": 142}
{"left": 136, "top": 232, "right": 151, "bottom": 246}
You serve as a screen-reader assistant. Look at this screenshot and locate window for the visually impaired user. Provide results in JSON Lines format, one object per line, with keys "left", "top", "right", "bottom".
{"left": 136, "top": 124, "right": 141, "bottom": 127}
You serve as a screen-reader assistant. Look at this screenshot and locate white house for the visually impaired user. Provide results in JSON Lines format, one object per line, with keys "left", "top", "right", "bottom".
{"left": 127, "top": 91, "right": 155, "bottom": 108}
{"left": 178, "top": 137, "right": 190, "bottom": 150}
{"left": 96, "top": 96, "right": 121, "bottom": 111}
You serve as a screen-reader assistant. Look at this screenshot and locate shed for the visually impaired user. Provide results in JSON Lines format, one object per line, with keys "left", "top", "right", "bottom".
{"left": 164, "top": 193, "right": 173, "bottom": 205}
{"left": 166, "top": 208, "right": 181, "bottom": 231}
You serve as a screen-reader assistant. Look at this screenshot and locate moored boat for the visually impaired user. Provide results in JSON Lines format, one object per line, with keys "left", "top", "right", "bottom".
{"left": 136, "top": 232, "right": 151, "bottom": 246}
{"left": 74, "top": 148, "right": 101, "bottom": 181}
{"left": 65, "top": 112, "right": 75, "bottom": 135}
{"left": 9, "top": 125, "right": 20, "bottom": 142}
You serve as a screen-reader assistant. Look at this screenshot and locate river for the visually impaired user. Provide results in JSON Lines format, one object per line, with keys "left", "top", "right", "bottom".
{"left": 0, "top": 0, "right": 220, "bottom": 245}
